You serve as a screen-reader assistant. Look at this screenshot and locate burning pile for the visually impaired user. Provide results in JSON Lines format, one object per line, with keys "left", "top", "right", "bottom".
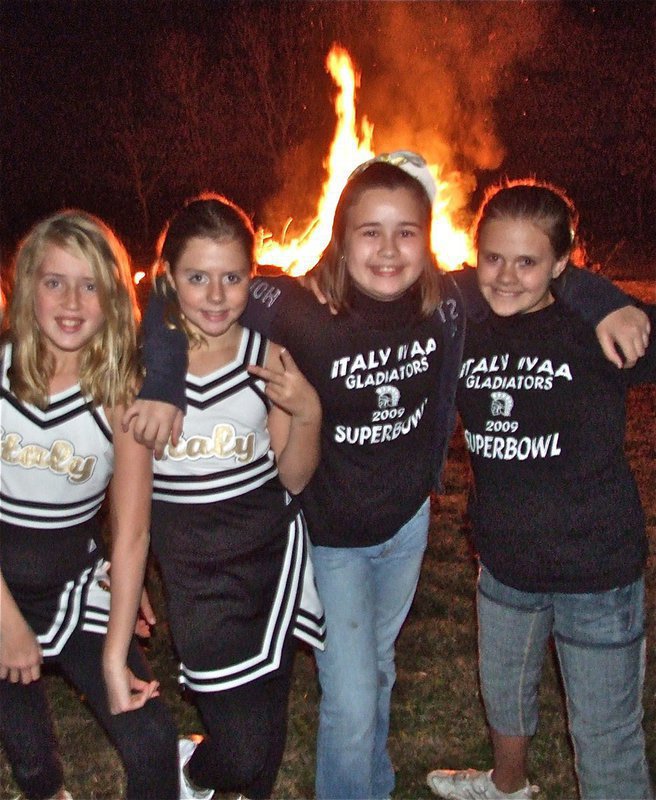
{"left": 257, "top": 45, "right": 475, "bottom": 275}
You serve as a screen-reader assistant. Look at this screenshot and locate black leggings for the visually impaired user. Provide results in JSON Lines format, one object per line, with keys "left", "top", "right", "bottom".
{"left": 187, "top": 639, "right": 296, "bottom": 800}
{"left": 0, "top": 630, "right": 178, "bottom": 800}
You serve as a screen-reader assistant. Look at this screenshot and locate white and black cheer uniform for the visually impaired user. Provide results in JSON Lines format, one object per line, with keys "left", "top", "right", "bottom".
{"left": 1, "top": 343, "right": 113, "bottom": 653}
{"left": 0, "top": 342, "right": 179, "bottom": 800}
{"left": 150, "top": 327, "right": 325, "bottom": 693}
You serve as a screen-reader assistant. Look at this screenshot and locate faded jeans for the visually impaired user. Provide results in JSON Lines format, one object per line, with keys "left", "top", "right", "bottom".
{"left": 311, "top": 499, "right": 430, "bottom": 800}
{"left": 478, "top": 565, "right": 653, "bottom": 800}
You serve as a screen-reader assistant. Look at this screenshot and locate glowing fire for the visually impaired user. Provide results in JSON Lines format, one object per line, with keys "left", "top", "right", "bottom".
{"left": 132, "top": 44, "right": 474, "bottom": 287}
{"left": 256, "top": 44, "right": 475, "bottom": 274}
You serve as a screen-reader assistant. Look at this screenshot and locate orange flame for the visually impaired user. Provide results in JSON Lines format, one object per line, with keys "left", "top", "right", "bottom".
{"left": 257, "top": 46, "right": 375, "bottom": 275}
{"left": 256, "top": 44, "right": 475, "bottom": 274}
{"left": 132, "top": 44, "right": 474, "bottom": 287}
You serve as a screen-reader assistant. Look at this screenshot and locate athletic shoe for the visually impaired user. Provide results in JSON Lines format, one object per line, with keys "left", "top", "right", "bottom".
{"left": 427, "top": 768, "right": 538, "bottom": 799}
{"left": 178, "top": 736, "right": 214, "bottom": 800}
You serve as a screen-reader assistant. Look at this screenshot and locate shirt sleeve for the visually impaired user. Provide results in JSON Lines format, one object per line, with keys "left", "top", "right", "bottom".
{"left": 241, "top": 274, "right": 308, "bottom": 346}
{"left": 553, "top": 264, "right": 641, "bottom": 326}
{"left": 138, "top": 282, "right": 188, "bottom": 411}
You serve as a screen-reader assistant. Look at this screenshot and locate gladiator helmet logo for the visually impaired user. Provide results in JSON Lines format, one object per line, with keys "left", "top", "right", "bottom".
{"left": 490, "top": 391, "right": 514, "bottom": 417}
{"left": 375, "top": 385, "right": 400, "bottom": 409}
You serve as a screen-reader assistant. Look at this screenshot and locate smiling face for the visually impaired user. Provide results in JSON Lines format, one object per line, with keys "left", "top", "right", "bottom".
{"left": 343, "top": 186, "right": 430, "bottom": 302}
{"left": 34, "top": 243, "right": 105, "bottom": 362}
{"left": 476, "top": 217, "right": 568, "bottom": 316}
{"left": 167, "top": 236, "right": 251, "bottom": 343}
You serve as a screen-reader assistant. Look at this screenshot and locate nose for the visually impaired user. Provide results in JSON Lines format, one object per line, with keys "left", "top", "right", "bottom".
{"left": 496, "top": 261, "right": 516, "bottom": 284}
{"left": 207, "top": 278, "right": 224, "bottom": 304}
{"left": 63, "top": 284, "right": 81, "bottom": 309}
{"left": 378, "top": 233, "right": 398, "bottom": 258}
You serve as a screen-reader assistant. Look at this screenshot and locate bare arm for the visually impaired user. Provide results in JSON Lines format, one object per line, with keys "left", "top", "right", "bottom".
{"left": 0, "top": 572, "right": 42, "bottom": 684}
{"left": 249, "top": 346, "right": 321, "bottom": 495}
{"left": 102, "top": 406, "right": 160, "bottom": 714}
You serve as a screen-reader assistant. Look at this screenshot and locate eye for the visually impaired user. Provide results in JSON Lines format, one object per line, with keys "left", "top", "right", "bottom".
{"left": 187, "top": 272, "right": 207, "bottom": 285}
{"left": 43, "top": 277, "right": 61, "bottom": 289}
{"left": 83, "top": 281, "right": 97, "bottom": 293}
{"left": 399, "top": 228, "right": 417, "bottom": 238}
{"left": 518, "top": 257, "right": 536, "bottom": 268}
{"left": 224, "top": 272, "right": 244, "bottom": 285}
{"left": 362, "top": 228, "right": 378, "bottom": 237}
{"left": 483, "top": 253, "right": 500, "bottom": 264}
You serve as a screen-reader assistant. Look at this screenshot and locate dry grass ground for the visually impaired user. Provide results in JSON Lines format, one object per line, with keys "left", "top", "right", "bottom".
{"left": 1, "top": 283, "right": 654, "bottom": 800}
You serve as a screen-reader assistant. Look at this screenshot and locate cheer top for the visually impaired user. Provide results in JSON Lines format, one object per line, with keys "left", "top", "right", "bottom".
{"left": 152, "top": 328, "right": 276, "bottom": 503}
{"left": 0, "top": 343, "right": 114, "bottom": 529}
{"left": 458, "top": 299, "right": 656, "bottom": 593}
{"left": 0, "top": 342, "right": 114, "bottom": 655}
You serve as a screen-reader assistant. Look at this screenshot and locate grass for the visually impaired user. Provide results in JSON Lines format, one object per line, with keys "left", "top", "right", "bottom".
{"left": 1, "top": 292, "right": 654, "bottom": 800}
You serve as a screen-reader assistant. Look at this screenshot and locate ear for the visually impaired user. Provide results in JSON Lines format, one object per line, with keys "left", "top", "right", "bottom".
{"left": 163, "top": 262, "right": 175, "bottom": 289}
{"left": 551, "top": 255, "right": 568, "bottom": 280}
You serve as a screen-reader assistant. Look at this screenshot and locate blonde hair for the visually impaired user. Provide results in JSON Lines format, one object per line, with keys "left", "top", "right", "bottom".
{"left": 5, "top": 210, "right": 140, "bottom": 409}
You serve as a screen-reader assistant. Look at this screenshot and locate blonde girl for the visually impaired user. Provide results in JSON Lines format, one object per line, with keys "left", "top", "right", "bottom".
{"left": 0, "top": 211, "right": 178, "bottom": 800}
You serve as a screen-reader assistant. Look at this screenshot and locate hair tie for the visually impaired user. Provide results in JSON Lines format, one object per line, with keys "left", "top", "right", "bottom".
{"left": 348, "top": 150, "right": 437, "bottom": 204}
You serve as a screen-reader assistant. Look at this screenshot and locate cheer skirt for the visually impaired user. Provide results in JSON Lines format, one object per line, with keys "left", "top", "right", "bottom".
{"left": 151, "top": 487, "right": 325, "bottom": 692}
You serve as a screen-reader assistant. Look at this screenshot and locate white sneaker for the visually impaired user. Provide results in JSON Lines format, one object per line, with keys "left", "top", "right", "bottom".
{"left": 427, "top": 768, "right": 538, "bottom": 799}
{"left": 178, "top": 736, "right": 214, "bottom": 800}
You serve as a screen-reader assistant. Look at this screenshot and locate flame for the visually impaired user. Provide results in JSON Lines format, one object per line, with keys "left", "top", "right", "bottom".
{"left": 257, "top": 46, "right": 375, "bottom": 275}
{"left": 256, "top": 44, "right": 475, "bottom": 274}
{"left": 132, "top": 43, "right": 474, "bottom": 287}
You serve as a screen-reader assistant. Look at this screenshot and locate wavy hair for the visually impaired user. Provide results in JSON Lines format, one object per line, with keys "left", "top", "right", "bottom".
{"left": 313, "top": 161, "right": 441, "bottom": 316}
{"left": 4, "top": 210, "right": 140, "bottom": 409}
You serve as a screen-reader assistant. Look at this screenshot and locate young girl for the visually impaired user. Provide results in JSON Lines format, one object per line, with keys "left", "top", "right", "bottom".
{"left": 0, "top": 211, "right": 178, "bottom": 800}
{"left": 144, "top": 194, "right": 324, "bottom": 800}
{"left": 133, "top": 154, "right": 650, "bottom": 800}
{"left": 426, "top": 181, "right": 655, "bottom": 800}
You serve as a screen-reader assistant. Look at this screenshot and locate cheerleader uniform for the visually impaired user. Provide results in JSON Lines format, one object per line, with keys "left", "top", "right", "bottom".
{"left": 150, "top": 327, "right": 324, "bottom": 799}
{"left": 0, "top": 343, "right": 177, "bottom": 800}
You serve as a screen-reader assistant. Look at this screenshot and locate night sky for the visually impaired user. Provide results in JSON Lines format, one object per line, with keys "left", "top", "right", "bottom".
{"left": 2, "top": 0, "right": 654, "bottom": 268}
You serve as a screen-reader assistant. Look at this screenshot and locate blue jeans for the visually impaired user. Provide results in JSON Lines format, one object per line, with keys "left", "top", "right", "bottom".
{"left": 477, "top": 565, "right": 653, "bottom": 800}
{"left": 311, "top": 499, "right": 430, "bottom": 800}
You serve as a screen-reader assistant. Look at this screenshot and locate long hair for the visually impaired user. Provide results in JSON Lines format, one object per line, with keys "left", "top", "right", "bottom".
{"left": 314, "top": 161, "right": 441, "bottom": 316}
{"left": 4, "top": 210, "right": 140, "bottom": 409}
{"left": 473, "top": 178, "right": 582, "bottom": 264}
{"left": 152, "top": 192, "right": 255, "bottom": 347}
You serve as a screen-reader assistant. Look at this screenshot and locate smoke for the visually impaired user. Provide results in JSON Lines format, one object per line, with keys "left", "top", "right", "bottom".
{"left": 358, "top": 1, "right": 555, "bottom": 175}
{"left": 262, "top": 1, "right": 557, "bottom": 245}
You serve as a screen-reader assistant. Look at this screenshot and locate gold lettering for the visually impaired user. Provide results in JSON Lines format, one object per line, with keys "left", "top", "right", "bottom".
{"left": 0, "top": 431, "right": 97, "bottom": 484}
{"left": 164, "top": 423, "right": 256, "bottom": 464}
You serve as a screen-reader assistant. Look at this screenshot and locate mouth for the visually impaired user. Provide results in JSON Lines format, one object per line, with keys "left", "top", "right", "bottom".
{"left": 56, "top": 317, "right": 84, "bottom": 333}
{"left": 369, "top": 265, "right": 403, "bottom": 277}
{"left": 201, "top": 310, "right": 230, "bottom": 322}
